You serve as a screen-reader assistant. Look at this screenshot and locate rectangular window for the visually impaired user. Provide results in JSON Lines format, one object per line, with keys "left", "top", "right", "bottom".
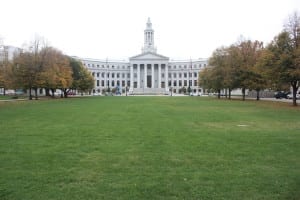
{"left": 122, "top": 80, "right": 125, "bottom": 87}
{"left": 101, "top": 80, "right": 104, "bottom": 86}
{"left": 184, "top": 80, "right": 187, "bottom": 86}
{"left": 194, "top": 72, "right": 197, "bottom": 78}
{"left": 184, "top": 73, "right": 187, "bottom": 78}
{"left": 97, "top": 80, "right": 99, "bottom": 86}
{"left": 179, "top": 80, "right": 182, "bottom": 87}
{"left": 194, "top": 80, "right": 197, "bottom": 86}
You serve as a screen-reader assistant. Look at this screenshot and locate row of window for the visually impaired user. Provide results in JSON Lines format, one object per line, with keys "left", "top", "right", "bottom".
{"left": 85, "top": 63, "right": 129, "bottom": 69}
{"left": 92, "top": 72, "right": 198, "bottom": 78}
{"left": 84, "top": 63, "right": 207, "bottom": 69}
{"left": 95, "top": 80, "right": 198, "bottom": 87}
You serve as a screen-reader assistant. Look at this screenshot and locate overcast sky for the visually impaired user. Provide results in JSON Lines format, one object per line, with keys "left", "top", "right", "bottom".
{"left": 1, "top": 0, "right": 299, "bottom": 60}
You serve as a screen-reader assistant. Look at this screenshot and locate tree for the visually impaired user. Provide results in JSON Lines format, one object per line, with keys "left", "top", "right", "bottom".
{"left": 235, "top": 40, "right": 265, "bottom": 100}
{"left": 204, "top": 47, "right": 229, "bottom": 98}
{"left": 40, "top": 47, "right": 72, "bottom": 98}
{"left": 69, "top": 57, "right": 94, "bottom": 95}
{"left": 12, "top": 37, "right": 45, "bottom": 100}
{"left": 0, "top": 61, "right": 14, "bottom": 95}
{"left": 260, "top": 12, "right": 300, "bottom": 106}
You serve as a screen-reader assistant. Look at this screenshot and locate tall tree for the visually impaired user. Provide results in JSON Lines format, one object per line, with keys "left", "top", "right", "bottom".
{"left": 40, "top": 47, "right": 72, "bottom": 98}
{"left": 12, "top": 37, "right": 45, "bottom": 100}
{"left": 261, "top": 12, "right": 300, "bottom": 106}
{"left": 238, "top": 40, "right": 265, "bottom": 100}
{"left": 68, "top": 57, "right": 94, "bottom": 96}
{"left": 205, "top": 47, "right": 228, "bottom": 98}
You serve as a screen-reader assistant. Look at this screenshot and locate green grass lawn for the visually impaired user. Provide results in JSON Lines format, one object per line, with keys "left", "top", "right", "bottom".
{"left": 0, "top": 96, "right": 299, "bottom": 200}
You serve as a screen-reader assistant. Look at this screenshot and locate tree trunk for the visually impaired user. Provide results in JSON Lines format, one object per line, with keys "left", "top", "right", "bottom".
{"left": 225, "top": 89, "right": 228, "bottom": 98}
{"left": 217, "top": 89, "right": 221, "bottom": 99}
{"left": 34, "top": 88, "right": 38, "bottom": 100}
{"left": 3, "top": 88, "right": 6, "bottom": 96}
{"left": 29, "top": 88, "right": 33, "bottom": 100}
{"left": 291, "top": 81, "right": 298, "bottom": 106}
{"left": 51, "top": 88, "right": 55, "bottom": 98}
{"left": 45, "top": 88, "right": 50, "bottom": 96}
{"left": 229, "top": 89, "right": 231, "bottom": 100}
{"left": 256, "top": 89, "right": 260, "bottom": 101}
{"left": 242, "top": 88, "right": 246, "bottom": 101}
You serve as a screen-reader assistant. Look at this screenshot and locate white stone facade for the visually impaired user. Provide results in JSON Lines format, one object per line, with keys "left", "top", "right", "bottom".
{"left": 79, "top": 18, "right": 208, "bottom": 95}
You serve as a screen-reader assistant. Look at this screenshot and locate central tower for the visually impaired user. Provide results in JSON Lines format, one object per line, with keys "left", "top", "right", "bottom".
{"left": 142, "top": 18, "right": 157, "bottom": 53}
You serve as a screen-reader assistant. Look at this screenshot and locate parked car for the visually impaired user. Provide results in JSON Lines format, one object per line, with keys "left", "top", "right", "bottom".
{"left": 274, "top": 91, "right": 289, "bottom": 99}
{"left": 287, "top": 93, "right": 300, "bottom": 99}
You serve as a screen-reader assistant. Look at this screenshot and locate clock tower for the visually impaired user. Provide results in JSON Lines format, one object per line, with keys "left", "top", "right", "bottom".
{"left": 142, "top": 18, "right": 157, "bottom": 53}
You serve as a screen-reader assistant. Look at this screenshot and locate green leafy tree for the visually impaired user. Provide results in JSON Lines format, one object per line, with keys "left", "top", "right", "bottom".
{"left": 69, "top": 57, "right": 94, "bottom": 96}
{"left": 260, "top": 12, "right": 300, "bottom": 106}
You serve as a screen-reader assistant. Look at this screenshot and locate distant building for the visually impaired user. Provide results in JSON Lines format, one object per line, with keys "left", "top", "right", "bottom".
{"left": 77, "top": 18, "right": 208, "bottom": 95}
{"left": 0, "top": 45, "right": 22, "bottom": 63}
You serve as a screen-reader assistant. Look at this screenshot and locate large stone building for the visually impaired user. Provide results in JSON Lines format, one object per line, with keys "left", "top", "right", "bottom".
{"left": 78, "top": 18, "right": 208, "bottom": 95}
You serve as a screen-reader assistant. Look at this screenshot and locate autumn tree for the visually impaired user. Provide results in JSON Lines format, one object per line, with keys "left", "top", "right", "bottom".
{"left": 260, "top": 12, "right": 300, "bottom": 106}
{"left": 39, "top": 47, "right": 72, "bottom": 98}
{"left": 12, "top": 37, "right": 45, "bottom": 100}
{"left": 234, "top": 40, "right": 265, "bottom": 100}
{"left": 206, "top": 47, "right": 228, "bottom": 98}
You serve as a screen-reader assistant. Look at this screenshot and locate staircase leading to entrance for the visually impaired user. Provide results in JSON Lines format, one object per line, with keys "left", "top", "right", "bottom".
{"left": 132, "top": 88, "right": 168, "bottom": 95}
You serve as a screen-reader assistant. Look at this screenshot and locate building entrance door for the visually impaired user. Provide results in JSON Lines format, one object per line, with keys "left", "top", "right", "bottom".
{"left": 147, "top": 75, "right": 151, "bottom": 88}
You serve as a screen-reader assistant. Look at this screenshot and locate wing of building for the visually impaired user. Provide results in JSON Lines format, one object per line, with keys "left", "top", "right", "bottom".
{"left": 77, "top": 18, "right": 208, "bottom": 95}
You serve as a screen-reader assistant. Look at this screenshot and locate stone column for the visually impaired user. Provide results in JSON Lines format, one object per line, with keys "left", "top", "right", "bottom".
{"left": 151, "top": 64, "right": 154, "bottom": 88}
{"left": 165, "top": 64, "right": 168, "bottom": 91}
{"left": 191, "top": 70, "right": 194, "bottom": 87}
{"left": 158, "top": 64, "right": 161, "bottom": 88}
{"left": 137, "top": 64, "right": 140, "bottom": 88}
{"left": 104, "top": 72, "right": 107, "bottom": 88}
{"left": 144, "top": 64, "right": 147, "bottom": 88}
{"left": 130, "top": 64, "right": 133, "bottom": 91}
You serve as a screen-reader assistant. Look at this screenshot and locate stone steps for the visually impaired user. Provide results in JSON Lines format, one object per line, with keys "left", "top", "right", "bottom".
{"left": 132, "top": 88, "right": 168, "bottom": 95}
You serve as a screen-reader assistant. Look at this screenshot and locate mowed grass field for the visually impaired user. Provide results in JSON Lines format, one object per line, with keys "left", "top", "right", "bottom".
{"left": 0, "top": 96, "right": 299, "bottom": 200}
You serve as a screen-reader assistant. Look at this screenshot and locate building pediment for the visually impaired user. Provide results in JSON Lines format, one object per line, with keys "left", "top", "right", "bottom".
{"left": 130, "top": 52, "right": 169, "bottom": 61}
